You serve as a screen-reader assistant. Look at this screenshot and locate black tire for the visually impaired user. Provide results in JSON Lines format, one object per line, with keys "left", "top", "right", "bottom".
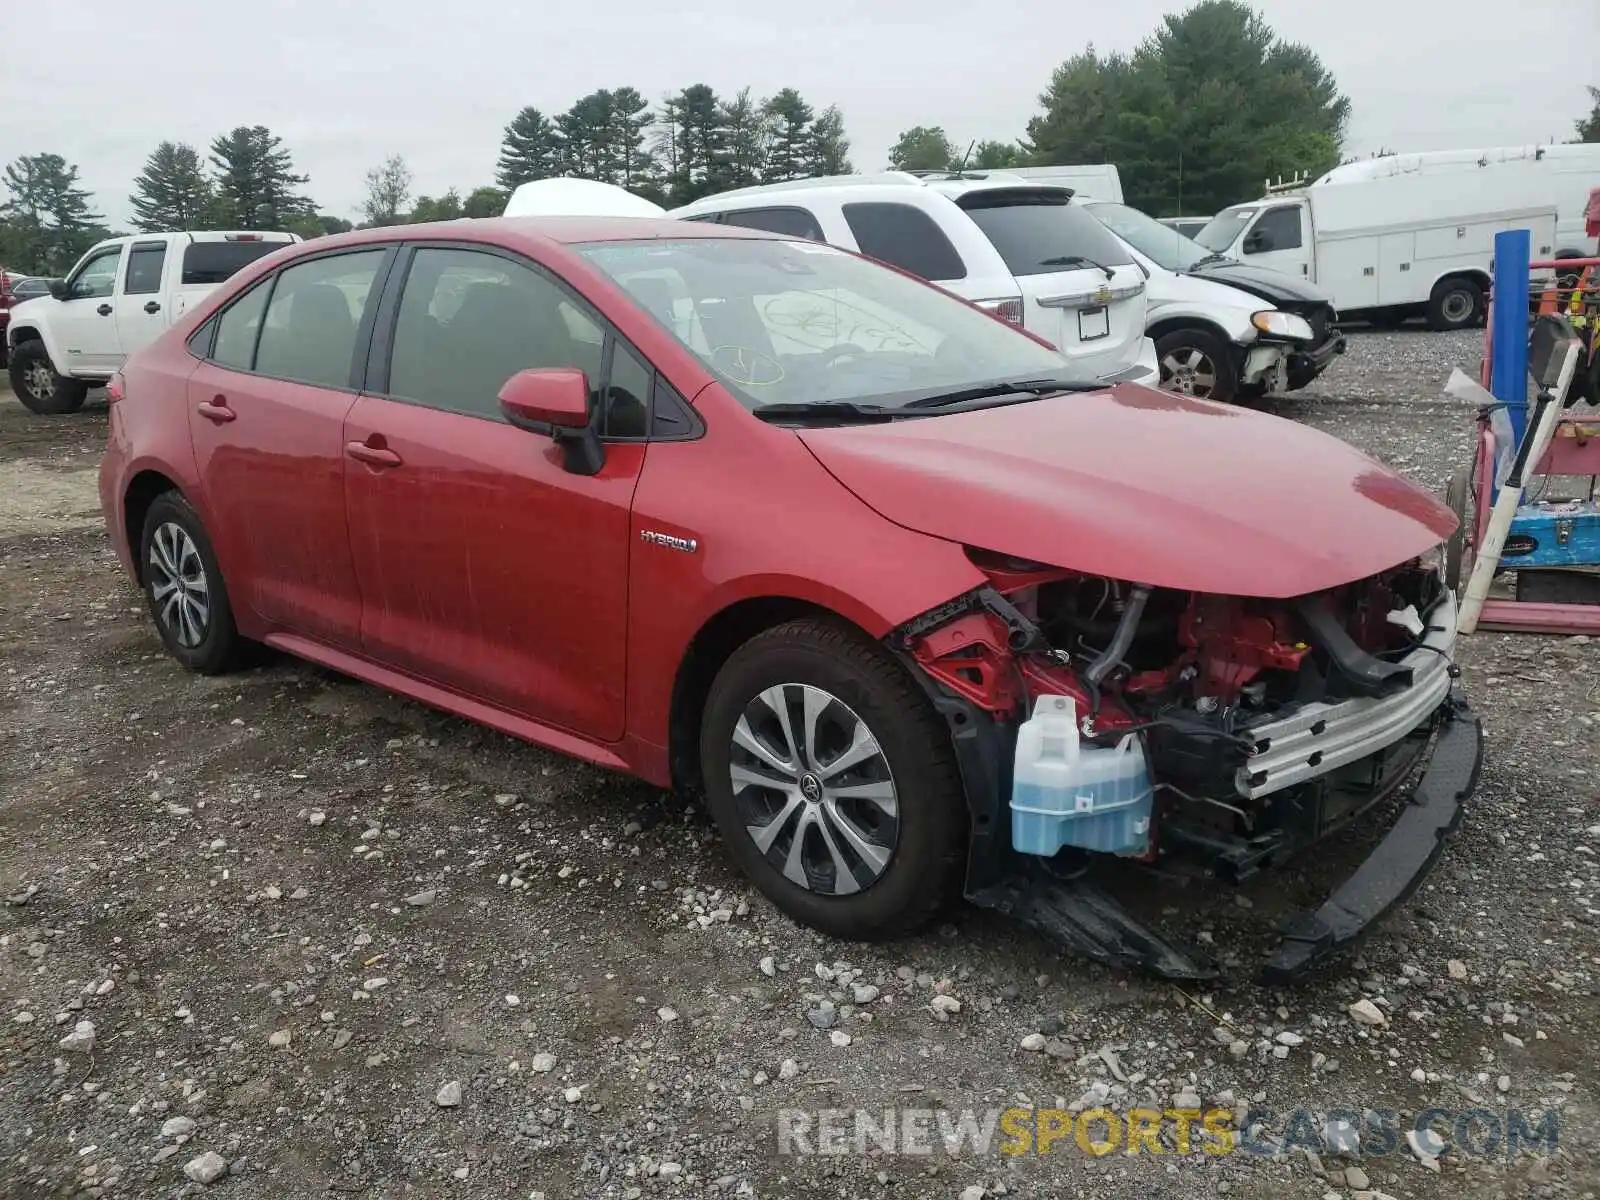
{"left": 1426, "top": 277, "right": 1483, "bottom": 332}
{"left": 138, "top": 491, "right": 246, "bottom": 675}
{"left": 699, "top": 617, "right": 966, "bottom": 940}
{"left": 1443, "top": 468, "right": 1470, "bottom": 593}
{"left": 7, "top": 342, "right": 88, "bottom": 414}
{"left": 1154, "top": 329, "right": 1240, "bottom": 403}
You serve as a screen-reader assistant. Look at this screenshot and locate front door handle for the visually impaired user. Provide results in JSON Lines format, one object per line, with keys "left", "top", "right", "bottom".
{"left": 96, "top": 303, "right": 112, "bottom": 316}
{"left": 197, "top": 398, "right": 236, "bottom": 424}
{"left": 143, "top": 300, "right": 161, "bottom": 314}
{"left": 346, "top": 440, "right": 403, "bottom": 468}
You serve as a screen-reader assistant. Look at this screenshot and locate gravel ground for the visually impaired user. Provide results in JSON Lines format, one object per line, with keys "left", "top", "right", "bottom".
{"left": 1, "top": 332, "right": 1597, "bottom": 1200}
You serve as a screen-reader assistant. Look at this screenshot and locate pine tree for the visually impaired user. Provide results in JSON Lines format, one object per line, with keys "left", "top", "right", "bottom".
{"left": 129, "top": 142, "right": 213, "bottom": 232}
{"left": 495, "top": 108, "right": 564, "bottom": 189}
{"left": 558, "top": 91, "right": 616, "bottom": 181}
{"left": 1, "top": 153, "right": 105, "bottom": 273}
{"left": 607, "top": 87, "right": 657, "bottom": 192}
{"left": 762, "top": 89, "right": 815, "bottom": 182}
{"left": 660, "top": 84, "right": 728, "bottom": 205}
{"left": 208, "top": 126, "right": 313, "bottom": 230}
{"left": 808, "top": 106, "right": 853, "bottom": 176}
{"left": 714, "top": 88, "right": 769, "bottom": 191}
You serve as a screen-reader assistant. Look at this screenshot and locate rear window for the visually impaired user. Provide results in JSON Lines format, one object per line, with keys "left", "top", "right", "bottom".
{"left": 182, "top": 240, "right": 285, "bottom": 286}
{"left": 840, "top": 202, "right": 967, "bottom": 282}
{"left": 957, "top": 190, "right": 1135, "bottom": 277}
{"left": 719, "top": 206, "right": 826, "bottom": 241}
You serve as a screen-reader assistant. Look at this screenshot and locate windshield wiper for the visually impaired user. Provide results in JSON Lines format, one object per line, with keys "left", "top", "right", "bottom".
{"left": 751, "top": 400, "right": 900, "bottom": 424}
{"left": 1191, "top": 253, "right": 1232, "bottom": 267}
{"left": 904, "top": 377, "right": 1103, "bottom": 410}
{"left": 1036, "top": 254, "right": 1116, "bottom": 279}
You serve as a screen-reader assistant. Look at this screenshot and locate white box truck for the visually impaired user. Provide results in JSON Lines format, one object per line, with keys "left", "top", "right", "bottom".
{"left": 1310, "top": 143, "right": 1600, "bottom": 260}
{"left": 1194, "top": 169, "right": 1561, "bottom": 331}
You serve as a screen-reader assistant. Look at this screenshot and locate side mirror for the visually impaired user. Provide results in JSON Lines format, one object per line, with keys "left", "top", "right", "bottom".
{"left": 1242, "top": 231, "right": 1270, "bottom": 254}
{"left": 498, "top": 367, "right": 604, "bottom": 476}
{"left": 49, "top": 280, "right": 70, "bottom": 301}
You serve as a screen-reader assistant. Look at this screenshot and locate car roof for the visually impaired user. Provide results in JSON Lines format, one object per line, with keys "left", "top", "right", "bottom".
{"left": 673, "top": 173, "right": 1074, "bottom": 213}
{"left": 285, "top": 215, "right": 778, "bottom": 257}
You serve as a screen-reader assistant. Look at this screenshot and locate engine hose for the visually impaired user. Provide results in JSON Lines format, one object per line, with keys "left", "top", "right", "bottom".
{"left": 1083, "top": 584, "right": 1151, "bottom": 690}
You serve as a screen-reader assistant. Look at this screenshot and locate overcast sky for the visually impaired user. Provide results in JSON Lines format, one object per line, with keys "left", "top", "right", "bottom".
{"left": 5, "top": 0, "right": 1597, "bottom": 227}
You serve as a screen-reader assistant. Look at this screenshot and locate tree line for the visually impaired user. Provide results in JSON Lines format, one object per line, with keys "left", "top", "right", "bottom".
{"left": 4, "top": 1, "right": 1597, "bottom": 277}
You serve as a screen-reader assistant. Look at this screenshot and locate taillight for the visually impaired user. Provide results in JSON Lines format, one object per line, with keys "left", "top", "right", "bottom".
{"left": 975, "top": 297, "right": 1025, "bottom": 327}
{"left": 106, "top": 372, "right": 125, "bottom": 404}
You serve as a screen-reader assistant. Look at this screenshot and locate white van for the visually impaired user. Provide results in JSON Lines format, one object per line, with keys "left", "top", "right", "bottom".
{"left": 1081, "top": 199, "right": 1346, "bottom": 403}
{"left": 1194, "top": 167, "right": 1560, "bottom": 331}
{"left": 671, "top": 172, "right": 1157, "bottom": 384}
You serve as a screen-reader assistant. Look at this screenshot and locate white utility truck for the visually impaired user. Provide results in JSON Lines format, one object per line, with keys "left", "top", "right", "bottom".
{"left": 1311, "top": 144, "right": 1600, "bottom": 260}
{"left": 6, "top": 230, "right": 298, "bottom": 413}
{"left": 1194, "top": 168, "right": 1561, "bottom": 331}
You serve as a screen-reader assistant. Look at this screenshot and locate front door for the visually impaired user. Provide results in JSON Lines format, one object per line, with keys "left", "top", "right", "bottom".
{"left": 1240, "top": 203, "right": 1312, "bottom": 281}
{"left": 113, "top": 240, "right": 174, "bottom": 363}
{"left": 343, "top": 245, "right": 644, "bottom": 741}
{"left": 186, "top": 247, "right": 392, "bottom": 647}
{"left": 53, "top": 243, "right": 126, "bottom": 374}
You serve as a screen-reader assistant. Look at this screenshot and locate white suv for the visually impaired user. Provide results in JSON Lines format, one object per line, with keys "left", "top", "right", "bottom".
{"left": 671, "top": 172, "right": 1158, "bottom": 384}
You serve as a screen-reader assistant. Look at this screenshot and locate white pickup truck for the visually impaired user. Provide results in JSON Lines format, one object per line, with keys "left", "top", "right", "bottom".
{"left": 6, "top": 230, "right": 298, "bottom": 413}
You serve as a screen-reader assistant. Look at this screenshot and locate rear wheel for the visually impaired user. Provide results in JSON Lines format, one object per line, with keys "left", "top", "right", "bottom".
{"left": 698, "top": 618, "right": 966, "bottom": 940}
{"left": 1426, "top": 277, "right": 1483, "bottom": 332}
{"left": 139, "top": 492, "right": 246, "bottom": 675}
{"left": 8, "top": 342, "right": 88, "bottom": 414}
{"left": 1155, "top": 329, "right": 1239, "bottom": 403}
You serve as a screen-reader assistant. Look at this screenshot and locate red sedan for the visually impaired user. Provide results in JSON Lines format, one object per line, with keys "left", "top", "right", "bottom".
{"left": 99, "top": 217, "right": 1481, "bottom": 981}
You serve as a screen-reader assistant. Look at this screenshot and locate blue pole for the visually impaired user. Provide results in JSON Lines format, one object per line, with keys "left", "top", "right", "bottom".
{"left": 1489, "top": 228, "right": 1531, "bottom": 445}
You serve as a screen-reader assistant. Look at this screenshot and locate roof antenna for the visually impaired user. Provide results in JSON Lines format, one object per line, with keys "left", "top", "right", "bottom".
{"left": 951, "top": 140, "right": 976, "bottom": 178}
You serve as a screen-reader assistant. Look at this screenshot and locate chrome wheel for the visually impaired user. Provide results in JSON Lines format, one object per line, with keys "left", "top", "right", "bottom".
{"left": 729, "top": 683, "right": 899, "bottom": 896}
{"left": 148, "top": 522, "right": 210, "bottom": 648}
{"left": 22, "top": 360, "right": 54, "bottom": 402}
{"left": 1160, "top": 346, "right": 1218, "bottom": 397}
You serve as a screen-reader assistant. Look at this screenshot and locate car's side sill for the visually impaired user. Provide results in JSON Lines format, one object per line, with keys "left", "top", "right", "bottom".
{"left": 263, "top": 633, "right": 632, "bottom": 774}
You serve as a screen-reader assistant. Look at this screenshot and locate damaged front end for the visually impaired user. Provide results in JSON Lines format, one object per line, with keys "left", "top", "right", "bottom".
{"left": 891, "top": 550, "right": 1483, "bottom": 983}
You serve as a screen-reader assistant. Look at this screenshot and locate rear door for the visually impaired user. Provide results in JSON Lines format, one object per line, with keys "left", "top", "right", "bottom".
{"left": 113, "top": 239, "right": 172, "bottom": 360}
{"left": 950, "top": 189, "right": 1148, "bottom": 373}
{"left": 186, "top": 247, "right": 392, "bottom": 647}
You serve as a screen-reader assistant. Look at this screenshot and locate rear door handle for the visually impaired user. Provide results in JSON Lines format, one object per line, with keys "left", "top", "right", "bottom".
{"left": 346, "top": 441, "right": 403, "bottom": 468}
{"left": 96, "top": 304, "right": 112, "bottom": 316}
{"left": 197, "top": 398, "right": 236, "bottom": 424}
{"left": 143, "top": 301, "right": 161, "bottom": 314}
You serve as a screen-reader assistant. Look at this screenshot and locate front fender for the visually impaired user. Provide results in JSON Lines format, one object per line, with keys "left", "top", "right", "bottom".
{"left": 5, "top": 317, "right": 66, "bottom": 371}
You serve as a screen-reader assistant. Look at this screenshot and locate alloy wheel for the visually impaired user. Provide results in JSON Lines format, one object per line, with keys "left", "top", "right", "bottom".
{"left": 1160, "top": 346, "right": 1218, "bottom": 397}
{"left": 148, "top": 522, "right": 211, "bottom": 648}
{"left": 729, "top": 683, "right": 899, "bottom": 896}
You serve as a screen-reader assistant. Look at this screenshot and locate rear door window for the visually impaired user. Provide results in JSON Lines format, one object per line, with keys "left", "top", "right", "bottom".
{"left": 957, "top": 190, "right": 1135, "bottom": 277}
{"left": 718, "top": 207, "right": 826, "bottom": 241}
{"left": 182, "top": 240, "right": 286, "bottom": 285}
{"left": 253, "top": 250, "right": 387, "bottom": 389}
{"left": 840, "top": 202, "right": 966, "bottom": 282}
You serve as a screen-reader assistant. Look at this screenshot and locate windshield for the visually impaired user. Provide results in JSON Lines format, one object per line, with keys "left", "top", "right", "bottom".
{"left": 1086, "top": 202, "right": 1220, "bottom": 271}
{"left": 955, "top": 190, "right": 1136, "bottom": 277}
{"left": 1194, "top": 207, "right": 1257, "bottom": 254}
{"left": 575, "top": 237, "right": 1081, "bottom": 411}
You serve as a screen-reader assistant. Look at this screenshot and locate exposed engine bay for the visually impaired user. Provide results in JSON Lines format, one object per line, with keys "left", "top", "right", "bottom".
{"left": 892, "top": 548, "right": 1481, "bottom": 982}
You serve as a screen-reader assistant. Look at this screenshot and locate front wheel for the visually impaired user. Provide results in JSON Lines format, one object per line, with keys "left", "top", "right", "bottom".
{"left": 8, "top": 342, "right": 88, "bottom": 414}
{"left": 699, "top": 618, "right": 967, "bottom": 940}
{"left": 1155, "top": 329, "right": 1240, "bottom": 403}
